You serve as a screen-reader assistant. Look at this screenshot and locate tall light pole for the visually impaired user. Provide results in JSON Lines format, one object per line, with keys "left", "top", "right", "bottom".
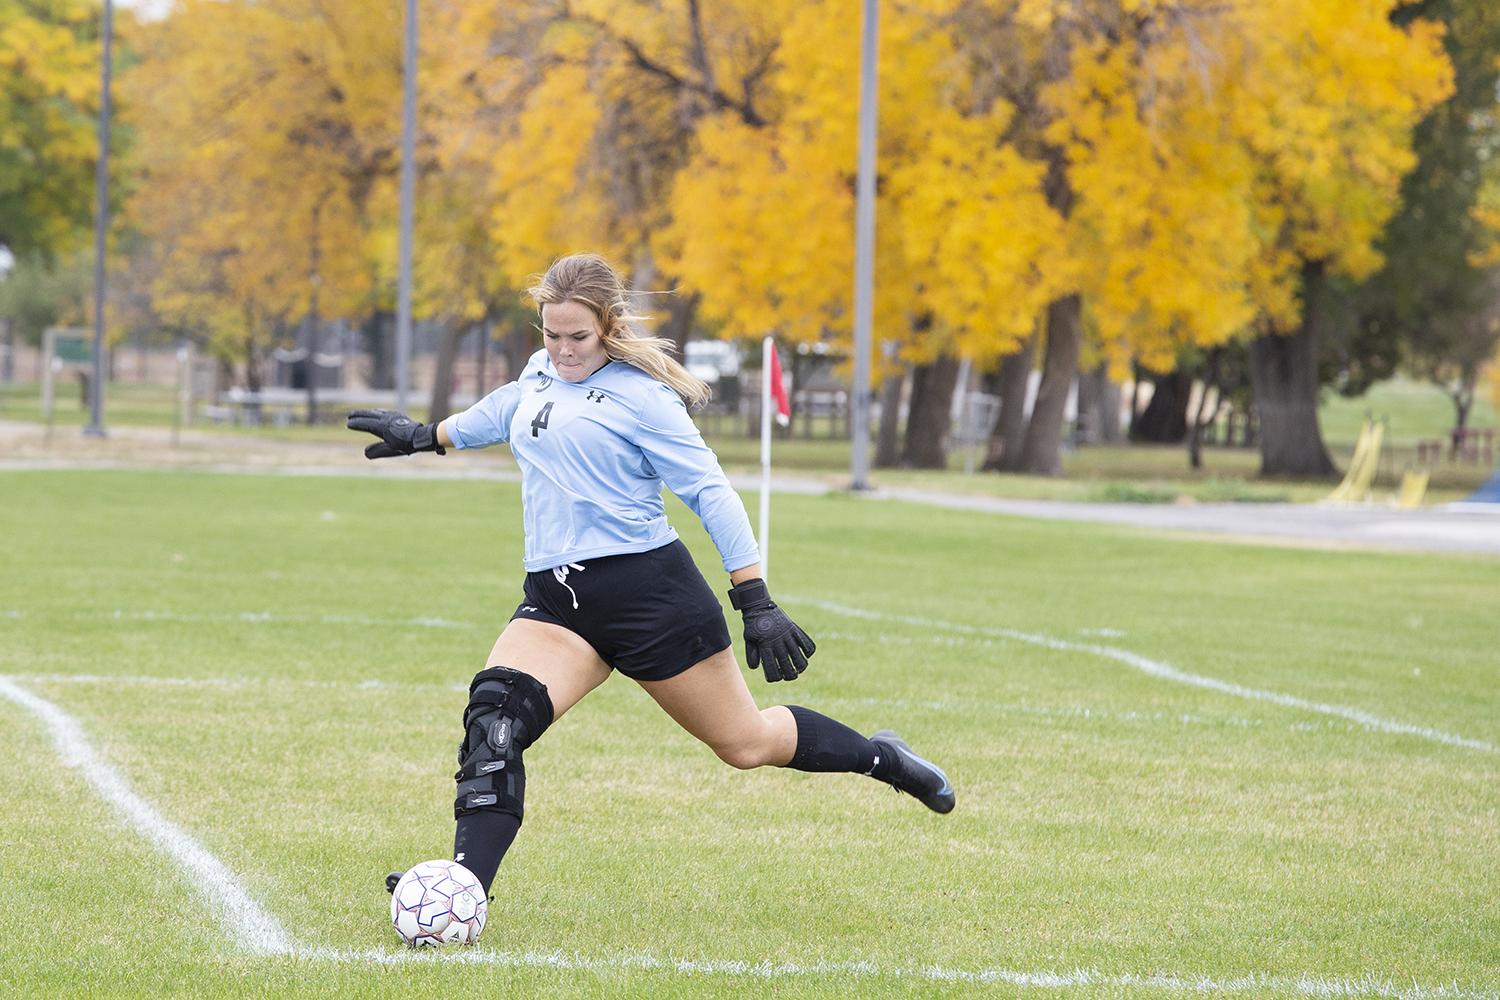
{"left": 395, "top": 0, "right": 417, "bottom": 413}
{"left": 85, "top": 0, "right": 114, "bottom": 438}
{"left": 850, "top": 0, "right": 879, "bottom": 490}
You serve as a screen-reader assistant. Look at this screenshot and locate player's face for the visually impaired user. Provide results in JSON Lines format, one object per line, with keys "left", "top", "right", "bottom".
{"left": 541, "top": 300, "right": 609, "bottom": 382}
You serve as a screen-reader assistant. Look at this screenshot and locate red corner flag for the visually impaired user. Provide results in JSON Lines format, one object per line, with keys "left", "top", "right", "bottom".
{"left": 768, "top": 341, "right": 791, "bottom": 427}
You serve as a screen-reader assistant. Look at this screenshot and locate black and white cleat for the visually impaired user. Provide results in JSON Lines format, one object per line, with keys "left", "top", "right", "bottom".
{"left": 870, "top": 730, "right": 955, "bottom": 814}
{"left": 385, "top": 871, "right": 404, "bottom": 895}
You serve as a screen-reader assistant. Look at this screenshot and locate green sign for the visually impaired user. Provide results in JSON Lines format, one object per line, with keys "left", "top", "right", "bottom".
{"left": 55, "top": 335, "right": 91, "bottom": 364}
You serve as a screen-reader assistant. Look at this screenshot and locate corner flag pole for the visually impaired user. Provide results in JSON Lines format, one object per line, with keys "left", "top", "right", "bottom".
{"left": 759, "top": 335, "right": 774, "bottom": 579}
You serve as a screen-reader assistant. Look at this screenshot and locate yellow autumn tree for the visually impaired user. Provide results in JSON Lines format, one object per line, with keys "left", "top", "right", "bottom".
{"left": 123, "top": 0, "right": 404, "bottom": 390}
{"left": 1225, "top": 0, "right": 1451, "bottom": 475}
{"left": 415, "top": 0, "right": 791, "bottom": 380}
{"left": 654, "top": 1, "right": 1071, "bottom": 466}
{"left": 894, "top": 0, "right": 1447, "bottom": 474}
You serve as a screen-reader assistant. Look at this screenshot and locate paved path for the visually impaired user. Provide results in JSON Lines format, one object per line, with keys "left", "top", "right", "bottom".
{"left": 870, "top": 488, "right": 1500, "bottom": 557}
{"left": 4, "top": 419, "right": 1498, "bottom": 557}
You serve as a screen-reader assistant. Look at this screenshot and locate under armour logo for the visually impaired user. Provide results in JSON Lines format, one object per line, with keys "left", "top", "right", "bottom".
{"left": 586, "top": 390, "right": 605, "bottom": 403}
{"left": 535, "top": 374, "right": 552, "bottom": 392}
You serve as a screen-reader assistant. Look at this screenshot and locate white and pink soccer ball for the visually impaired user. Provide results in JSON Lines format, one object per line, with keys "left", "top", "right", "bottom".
{"left": 390, "top": 859, "right": 488, "bottom": 948}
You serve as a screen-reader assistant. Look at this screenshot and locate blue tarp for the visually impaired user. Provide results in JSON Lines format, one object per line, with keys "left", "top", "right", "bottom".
{"left": 1468, "top": 470, "right": 1500, "bottom": 503}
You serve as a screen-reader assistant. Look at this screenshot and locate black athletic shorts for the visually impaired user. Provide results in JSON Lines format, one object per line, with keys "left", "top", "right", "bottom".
{"left": 509, "top": 539, "right": 733, "bottom": 682}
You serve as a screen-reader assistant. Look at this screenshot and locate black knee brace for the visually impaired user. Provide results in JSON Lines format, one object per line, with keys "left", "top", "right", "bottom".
{"left": 454, "top": 666, "right": 553, "bottom": 820}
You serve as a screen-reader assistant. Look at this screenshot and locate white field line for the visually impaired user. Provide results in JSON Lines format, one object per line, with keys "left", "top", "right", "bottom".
{"left": 2, "top": 677, "right": 1496, "bottom": 999}
{"left": 0, "top": 607, "right": 476, "bottom": 629}
{"left": 8, "top": 671, "right": 468, "bottom": 695}
{"left": 0, "top": 676, "right": 293, "bottom": 955}
{"left": 8, "top": 670, "right": 1287, "bottom": 733}
{"left": 790, "top": 597, "right": 1496, "bottom": 754}
{"left": 11, "top": 671, "right": 1326, "bottom": 734}
{"left": 299, "top": 947, "right": 1498, "bottom": 1000}
{"left": 6, "top": 602, "right": 1492, "bottom": 750}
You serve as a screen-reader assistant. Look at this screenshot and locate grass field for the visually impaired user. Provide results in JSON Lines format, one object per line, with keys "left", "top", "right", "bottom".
{"left": 2, "top": 469, "right": 1497, "bottom": 999}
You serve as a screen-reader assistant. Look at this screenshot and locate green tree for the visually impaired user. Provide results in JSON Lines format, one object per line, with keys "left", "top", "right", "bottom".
{"left": 1355, "top": 0, "right": 1500, "bottom": 434}
{"left": 0, "top": 0, "right": 108, "bottom": 257}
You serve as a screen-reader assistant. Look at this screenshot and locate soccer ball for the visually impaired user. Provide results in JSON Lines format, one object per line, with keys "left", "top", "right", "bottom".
{"left": 390, "top": 859, "right": 488, "bottom": 948}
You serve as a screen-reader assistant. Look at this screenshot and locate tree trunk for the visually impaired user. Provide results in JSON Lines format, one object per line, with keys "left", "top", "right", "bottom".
{"left": 1096, "top": 368, "right": 1122, "bottom": 442}
{"left": 1127, "top": 362, "right": 1145, "bottom": 437}
{"left": 874, "top": 364, "right": 907, "bottom": 468}
{"left": 981, "top": 336, "right": 1035, "bottom": 472}
{"left": 1074, "top": 362, "right": 1120, "bottom": 446}
{"left": 1, "top": 317, "right": 14, "bottom": 382}
{"left": 1130, "top": 370, "right": 1191, "bottom": 443}
{"left": 900, "top": 354, "right": 962, "bottom": 468}
{"left": 1187, "top": 349, "right": 1222, "bottom": 470}
{"left": 1248, "top": 266, "right": 1336, "bottom": 477}
{"left": 475, "top": 319, "right": 490, "bottom": 399}
{"left": 1450, "top": 382, "right": 1473, "bottom": 433}
{"left": 362, "top": 309, "right": 395, "bottom": 389}
{"left": 503, "top": 317, "right": 534, "bottom": 384}
{"left": 1017, "top": 294, "right": 1083, "bottom": 474}
{"left": 428, "top": 321, "right": 463, "bottom": 424}
{"left": 658, "top": 290, "right": 699, "bottom": 360}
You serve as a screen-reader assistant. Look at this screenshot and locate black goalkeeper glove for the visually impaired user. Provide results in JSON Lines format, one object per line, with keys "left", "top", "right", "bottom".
{"left": 728, "top": 578, "right": 816, "bottom": 682}
{"left": 346, "top": 409, "right": 447, "bottom": 460}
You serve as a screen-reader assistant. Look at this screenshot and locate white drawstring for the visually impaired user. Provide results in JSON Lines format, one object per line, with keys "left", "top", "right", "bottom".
{"left": 552, "top": 563, "right": 585, "bottom": 609}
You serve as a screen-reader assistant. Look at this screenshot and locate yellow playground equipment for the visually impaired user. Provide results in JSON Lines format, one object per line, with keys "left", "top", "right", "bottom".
{"left": 1395, "top": 470, "right": 1430, "bottom": 509}
{"left": 1326, "top": 418, "right": 1430, "bottom": 508}
{"left": 1325, "top": 419, "right": 1385, "bottom": 505}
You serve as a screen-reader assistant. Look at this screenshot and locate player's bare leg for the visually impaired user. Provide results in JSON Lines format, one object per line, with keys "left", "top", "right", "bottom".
{"left": 638, "top": 648, "right": 795, "bottom": 768}
{"left": 639, "top": 648, "right": 954, "bottom": 812}
{"left": 484, "top": 618, "right": 612, "bottom": 717}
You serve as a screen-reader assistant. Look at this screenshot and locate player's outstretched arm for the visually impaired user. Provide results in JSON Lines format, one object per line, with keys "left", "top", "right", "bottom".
{"left": 728, "top": 567, "right": 816, "bottom": 683}
{"left": 346, "top": 409, "right": 448, "bottom": 460}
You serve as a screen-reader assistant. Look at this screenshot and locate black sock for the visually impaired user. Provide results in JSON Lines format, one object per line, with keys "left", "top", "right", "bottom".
{"left": 453, "top": 810, "right": 520, "bottom": 896}
{"left": 784, "top": 705, "right": 894, "bottom": 780}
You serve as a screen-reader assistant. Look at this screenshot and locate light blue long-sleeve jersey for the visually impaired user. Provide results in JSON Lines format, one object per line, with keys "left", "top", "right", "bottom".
{"left": 444, "top": 349, "right": 761, "bottom": 573}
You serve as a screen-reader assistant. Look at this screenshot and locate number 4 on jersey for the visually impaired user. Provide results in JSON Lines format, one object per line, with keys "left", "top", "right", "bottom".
{"left": 530, "top": 401, "right": 555, "bottom": 437}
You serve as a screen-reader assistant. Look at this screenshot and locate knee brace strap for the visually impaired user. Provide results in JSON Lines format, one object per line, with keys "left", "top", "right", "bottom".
{"left": 454, "top": 666, "right": 553, "bottom": 820}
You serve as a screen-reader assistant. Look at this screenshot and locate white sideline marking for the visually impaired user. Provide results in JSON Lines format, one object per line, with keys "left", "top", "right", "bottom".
{"left": 1, "top": 677, "right": 1495, "bottom": 998}
{"left": 0, "top": 608, "right": 476, "bottom": 630}
{"left": 791, "top": 598, "right": 1496, "bottom": 754}
{"left": 0, "top": 676, "right": 294, "bottom": 955}
{"left": 300, "top": 947, "right": 1497, "bottom": 999}
{"left": 9, "top": 671, "right": 467, "bottom": 695}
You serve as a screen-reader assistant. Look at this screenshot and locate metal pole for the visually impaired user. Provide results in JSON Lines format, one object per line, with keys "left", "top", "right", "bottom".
{"left": 395, "top": 0, "right": 417, "bottom": 414}
{"left": 85, "top": 0, "right": 114, "bottom": 438}
{"left": 850, "top": 0, "right": 879, "bottom": 490}
{"left": 306, "top": 204, "right": 321, "bottom": 427}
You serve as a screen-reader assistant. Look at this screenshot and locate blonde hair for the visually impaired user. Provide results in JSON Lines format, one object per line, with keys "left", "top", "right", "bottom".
{"left": 526, "top": 253, "right": 710, "bottom": 409}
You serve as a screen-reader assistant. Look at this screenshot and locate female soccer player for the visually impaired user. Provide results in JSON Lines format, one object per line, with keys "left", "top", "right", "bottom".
{"left": 349, "top": 253, "right": 953, "bottom": 896}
